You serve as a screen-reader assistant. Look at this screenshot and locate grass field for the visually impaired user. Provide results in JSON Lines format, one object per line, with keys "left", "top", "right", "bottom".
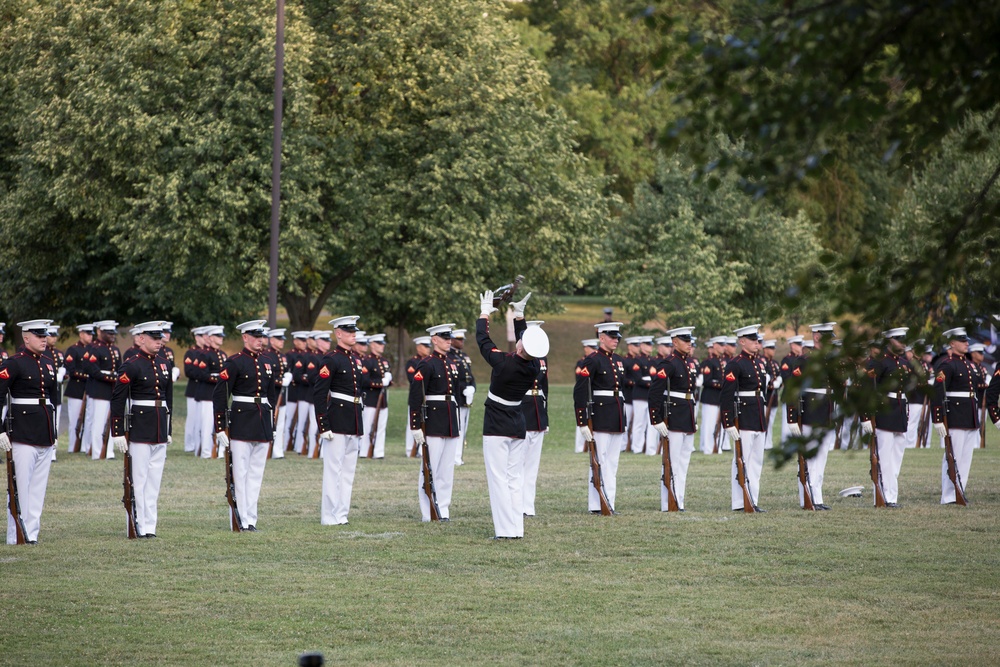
{"left": 3, "top": 384, "right": 998, "bottom": 666}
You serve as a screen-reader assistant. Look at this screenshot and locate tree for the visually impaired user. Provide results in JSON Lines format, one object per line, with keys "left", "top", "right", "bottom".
{"left": 283, "top": 0, "right": 610, "bottom": 333}
{"left": 604, "top": 150, "right": 822, "bottom": 336}
{"left": 0, "top": 0, "right": 322, "bottom": 331}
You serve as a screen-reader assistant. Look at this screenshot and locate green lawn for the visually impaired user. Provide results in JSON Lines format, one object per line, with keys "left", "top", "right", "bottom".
{"left": 3, "top": 385, "right": 998, "bottom": 666}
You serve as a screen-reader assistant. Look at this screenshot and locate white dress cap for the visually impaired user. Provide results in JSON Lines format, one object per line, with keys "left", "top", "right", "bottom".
{"left": 969, "top": 342, "right": 985, "bottom": 353}
{"left": 328, "top": 315, "right": 360, "bottom": 331}
{"left": 801, "top": 339, "right": 815, "bottom": 348}
{"left": 94, "top": 320, "right": 120, "bottom": 332}
{"left": 787, "top": 335, "right": 804, "bottom": 345}
{"left": 18, "top": 319, "right": 54, "bottom": 335}
{"left": 595, "top": 321, "right": 624, "bottom": 336}
{"left": 206, "top": 326, "right": 225, "bottom": 337}
{"left": 76, "top": 323, "right": 96, "bottom": 333}
{"left": 367, "top": 333, "right": 386, "bottom": 344}
{"left": 763, "top": 339, "right": 777, "bottom": 348}
{"left": 725, "top": 337, "right": 738, "bottom": 345}
{"left": 665, "top": 326, "right": 695, "bottom": 339}
{"left": 291, "top": 330, "right": 310, "bottom": 339}
{"left": 581, "top": 339, "right": 599, "bottom": 348}
{"left": 451, "top": 329, "right": 467, "bottom": 339}
{"left": 732, "top": 324, "right": 761, "bottom": 338}
{"left": 413, "top": 336, "right": 432, "bottom": 346}
{"left": 236, "top": 319, "right": 268, "bottom": 336}
{"left": 46, "top": 325, "right": 60, "bottom": 336}
{"left": 312, "top": 330, "right": 331, "bottom": 341}
{"left": 521, "top": 326, "right": 550, "bottom": 358}
{"left": 809, "top": 322, "right": 836, "bottom": 333}
{"left": 942, "top": 327, "right": 968, "bottom": 340}
{"left": 426, "top": 323, "right": 455, "bottom": 337}
{"left": 655, "top": 336, "right": 673, "bottom": 346}
{"left": 526, "top": 321, "right": 544, "bottom": 328}
{"left": 268, "top": 328, "right": 286, "bottom": 338}
{"left": 882, "top": 327, "right": 909, "bottom": 338}
{"left": 624, "top": 336, "right": 641, "bottom": 345}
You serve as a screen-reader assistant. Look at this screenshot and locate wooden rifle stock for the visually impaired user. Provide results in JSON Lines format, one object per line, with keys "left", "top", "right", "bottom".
{"left": 712, "top": 413, "right": 722, "bottom": 454}
{"left": 123, "top": 451, "right": 139, "bottom": 539}
{"left": 285, "top": 401, "right": 298, "bottom": 451}
{"left": 798, "top": 450, "right": 816, "bottom": 511}
{"left": 661, "top": 435, "right": 679, "bottom": 512}
{"left": 211, "top": 433, "right": 219, "bottom": 459}
{"left": 73, "top": 392, "right": 87, "bottom": 453}
{"left": 6, "top": 450, "right": 28, "bottom": 545}
{"left": 491, "top": 275, "right": 525, "bottom": 307}
{"left": 586, "top": 418, "right": 613, "bottom": 516}
{"left": 941, "top": 410, "right": 968, "bottom": 505}
{"left": 222, "top": 432, "right": 243, "bottom": 531}
{"left": 916, "top": 398, "right": 929, "bottom": 448}
{"left": 979, "top": 394, "right": 987, "bottom": 449}
{"left": 368, "top": 389, "right": 385, "bottom": 459}
{"left": 869, "top": 431, "right": 887, "bottom": 507}
{"left": 100, "top": 413, "right": 111, "bottom": 460}
{"left": 311, "top": 431, "right": 321, "bottom": 459}
{"left": 733, "top": 415, "right": 758, "bottom": 513}
{"left": 418, "top": 427, "right": 442, "bottom": 521}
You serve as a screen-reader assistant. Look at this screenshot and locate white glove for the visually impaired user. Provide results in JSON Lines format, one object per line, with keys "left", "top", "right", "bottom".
{"left": 933, "top": 422, "right": 948, "bottom": 439}
{"left": 772, "top": 376, "right": 782, "bottom": 390}
{"left": 725, "top": 426, "right": 741, "bottom": 441}
{"left": 510, "top": 292, "right": 532, "bottom": 318}
{"left": 167, "top": 435, "right": 172, "bottom": 445}
{"left": 319, "top": 430, "right": 334, "bottom": 441}
{"left": 282, "top": 372, "right": 293, "bottom": 387}
{"left": 994, "top": 420, "right": 1000, "bottom": 431}
{"left": 928, "top": 375, "right": 935, "bottom": 385}
{"left": 860, "top": 420, "right": 873, "bottom": 435}
{"left": 0, "top": 432, "right": 10, "bottom": 452}
{"left": 112, "top": 436, "right": 128, "bottom": 453}
{"left": 480, "top": 290, "right": 498, "bottom": 315}
{"left": 215, "top": 431, "right": 229, "bottom": 451}
{"left": 579, "top": 425, "right": 593, "bottom": 442}
{"left": 383, "top": 372, "right": 393, "bottom": 386}
{"left": 653, "top": 421, "right": 669, "bottom": 438}
{"left": 787, "top": 422, "right": 802, "bottom": 437}
{"left": 695, "top": 374, "right": 704, "bottom": 388}
{"left": 463, "top": 386, "right": 476, "bottom": 403}
{"left": 171, "top": 367, "right": 181, "bottom": 382}
{"left": 412, "top": 429, "right": 426, "bottom": 446}
{"left": 56, "top": 366, "right": 66, "bottom": 383}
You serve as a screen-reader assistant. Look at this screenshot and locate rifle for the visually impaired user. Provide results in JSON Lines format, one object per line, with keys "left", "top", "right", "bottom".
{"left": 286, "top": 400, "right": 298, "bottom": 452}
{"left": 869, "top": 430, "right": 888, "bottom": 507}
{"left": 100, "top": 411, "right": 111, "bottom": 460}
{"left": 916, "top": 397, "right": 929, "bottom": 448}
{"left": 220, "top": 390, "right": 243, "bottom": 531}
{"left": 5, "top": 395, "right": 27, "bottom": 544}
{"left": 311, "top": 427, "right": 321, "bottom": 459}
{"left": 73, "top": 392, "right": 88, "bottom": 453}
{"left": 211, "top": 432, "right": 219, "bottom": 459}
{"left": 732, "top": 412, "right": 759, "bottom": 513}
{"left": 416, "top": 382, "right": 441, "bottom": 520}
{"left": 368, "top": 388, "right": 386, "bottom": 459}
{"left": 833, "top": 413, "right": 843, "bottom": 450}
{"left": 940, "top": 402, "right": 968, "bottom": 505}
{"left": 491, "top": 275, "right": 525, "bottom": 307}
{"left": 122, "top": 398, "right": 139, "bottom": 539}
{"left": 979, "top": 392, "right": 987, "bottom": 449}
{"left": 712, "top": 410, "right": 722, "bottom": 454}
{"left": 585, "top": 377, "right": 613, "bottom": 516}
{"left": 660, "top": 379, "right": 679, "bottom": 512}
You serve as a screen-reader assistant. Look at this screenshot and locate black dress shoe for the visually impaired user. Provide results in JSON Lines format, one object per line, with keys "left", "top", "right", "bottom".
{"left": 245, "top": 525, "right": 257, "bottom": 531}
{"left": 144, "top": 533, "right": 157, "bottom": 538}
{"left": 590, "top": 510, "right": 601, "bottom": 515}
{"left": 885, "top": 502, "right": 900, "bottom": 508}
{"left": 27, "top": 540, "right": 37, "bottom": 545}
{"left": 438, "top": 517, "right": 450, "bottom": 522}
{"left": 754, "top": 507, "right": 767, "bottom": 513}
{"left": 817, "top": 504, "right": 831, "bottom": 510}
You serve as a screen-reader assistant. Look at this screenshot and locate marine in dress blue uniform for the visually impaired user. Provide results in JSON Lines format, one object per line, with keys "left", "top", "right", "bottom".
{"left": 649, "top": 327, "right": 698, "bottom": 511}
{"left": 719, "top": 324, "right": 768, "bottom": 511}
{"left": 932, "top": 328, "right": 979, "bottom": 504}
{"left": 64, "top": 323, "right": 95, "bottom": 453}
{"left": 212, "top": 321, "right": 277, "bottom": 531}
{"left": 110, "top": 321, "right": 173, "bottom": 537}
{"left": 450, "top": 329, "right": 476, "bottom": 466}
{"left": 2, "top": 319, "right": 58, "bottom": 544}
{"left": 86, "top": 320, "right": 122, "bottom": 460}
{"left": 520, "top": 321, "right": 549, "bottom": 518}
{"left": 314, "top": 316, "right": 370, "bottom": 525}
{"left": 362, "top": 333, "right": 392, "bottom": 460}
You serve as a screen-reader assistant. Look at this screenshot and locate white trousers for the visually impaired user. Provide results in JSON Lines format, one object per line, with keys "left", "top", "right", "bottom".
{"left": 197, "top": 400, "right": 215, "bottom": 458}
{"left": 90, "top": 399, "right": 114, "bottom": 460}
{"left": 905, "top": 402, "right": 925, "bottom": 448}
{"left": 522, "top": 430, "right": 545, "bottom": 516}
{"left": 589, "top": 431, "right": 624, "bottom": 512}
{"left": 621, "top": 404, "right": 634, "bottom": 451}
{"left": 7, "top": 443, "right": 54, "bottom": 544}
{"left": 406, "top": 425, "right": 416, "bottom": 457}
{"left": 799, "top": 425, "right": 834, "bottom": 506}
{"left": 362, "top": 406, "right": 388, "bottom": 459}
{"left": 644, "top": 420, "right": 661, "bottom": 456}
{"left": 321, "top": 433, "right": 362, "bottom": 525}
{"left": 840, "top": 414, "right": 858, "bottom": 450}
{"left": 230, "top": 439, "right": 268, "bottom": 529}
{"left": 270, "top": 404, "right": 286, "bottom": 458}
{"left": 418, "top": 436, "right": 459, "bottom": 521}
{"left": 455, "top": 407, "right": 471, "bottom": 464}
{"left": 941, "top": 428, "right": 977, "bottom": 504}
{"left": 630, "top": 399, "right": 649, "bottom": 454}
{"left": 483, "top": 435, "right": 526, "bottom": 538}
{"left": 129, "top": 442, "right": 167, "bottom": 536}
{"left": 574, "top": 425, "right": 586, "bottom": 453}
{"left": 661, "top": 431, "right": 694, "bottom": 510}
{"left": 875, "top": 429, "right": 906, "bottom": 504}
{"left": 295, "top": 401, "right": 317, "bottom": 457}
{"left": 184, "top": 397, "right": 200, "bottom": 453}
{"left": 82, "top": 394, "right": 96, "bottom": 454}
{"left": 700, "top": 404, "right": 720, "bottom": 454}
{"left": 50, "top": 406, "right": 61, "bottom": 461}
{"left": 66, "top": 397, "right": 85, "bottom": 452}
{"left": 731, "top": 430, "right": 766, "bottom": 510}
{"left": 764, "top": 404, "right": 777, "bottom": 450}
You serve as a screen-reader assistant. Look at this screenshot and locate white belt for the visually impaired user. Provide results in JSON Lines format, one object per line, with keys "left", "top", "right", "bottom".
{"left": 593, "top": 390, "right": 620, "bottom": 398}
{"left": 887, "top": 392, "right": 907, "bottom": 401}
{"left": 10, "top": 398, "right": 52, "bottom": 407}
{"left": 667, "top": 391, "right": 694, "bottom": 400}
{"left": 232, "top": 395, "right": 270, "bottom": 406}
{"left": 736, "top": 391, "right": 761, "bottom": 398}
{"left": 640, "top": 376, "right": 651, "bottom": 382}
{"left": 945, "top": 391, "right": 975, "bottom": 399}
{"left": 327, "top": 392, "right": 360, "bottom": 404}
{"left": 425, "top": 394, "right": 457, "bottom": 403}
{"left": 487, "top": 391, "right": 521, "bottom": 407}
{"left": 803, "top": 388, "right": 832, "bottom": 395}
{"left": 525, "top": 389, "right": 546, "bottom": 398}
{"left": 131, "top": 399, "right": 168, "bottom": 408}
